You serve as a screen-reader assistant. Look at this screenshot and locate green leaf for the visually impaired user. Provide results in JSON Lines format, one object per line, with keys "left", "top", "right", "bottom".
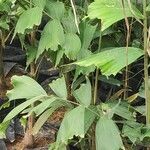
{"left": 0, "top": 1, "right": 11, "bottom": 13}
{"left": 96, "top": 116, "right": 123, "bottom": 150}
{"left": 57, "top": 106, "right": 85, "bottom": 144}
{"left": 30, "top": 96, "right": 72, "bottom": 117}
{"left": 55, "top": 49, "right": 64, "bottom": 66}
{"left": 63, "top": 33, "right": 81, "bottom": 60}
{"left": 88, "top": 0, "right": 143, "bottom": 31}
{"left": 138, "top": 79, "right": 150, "bottom": 99}
{"left": 3, "top": 95, "right": 46, "bottom": 122}
{"left": 29, "top": 96, "right": 57, "bottom": 116}
{"left": 146, "top": 3, "right": 150, "bottom": 12}
{"left": 75, "top": 21, "right": 96, "bottom": 79}
{"left": 49, "top": 76, "right": 67, "bottom": 99}
{"left": 0, "top": 121, "right": 10, "bottom": 138}
{"left": 73, "top": 78, "right": 91, "bottom": 107}
{"left": 74, "top": 65, "right": 95, "bottom": 81}
{"left": 33, "top": 107, "right": 57, "bottom": 135}
{"left": 84, "top": 106, "right": 97, "bottom": 133}
{"left": 57, "top": 106, "right": 96, "bottom": 144}
{"left": 61, "top": 9, "right": 77, "bottom": 33}
{"left": 141, "top": 127, "right": 150, "bottom": 140}
{"left": 32, "top": 0, "right": 46, "bottom": 9}
{"left": 99, "top": 75, "right": 122, "bottom": 86}
{"left": 7, "top": 75, "right": 47, "bottom": 100}
{"left": 46, "top": 1, "right": 65, "bottom": 20}
{"left": 32, "top": 97, "right": 71, "bottom": 135}
{"left": 49, "top": 142, "right": 67, "bottom": 150}
{"left": 122, "top": 121, "right": 143, "bottom": 144}
{"left": 74, "top": 47, "right": 143, "bottom": 76}
{"left": 107, "top": 101, "right": 134, "bottom": 120}
{"left": 26, "top": 45, "right": 37, "bottom": 68}
{"left": 37, "top": 19, "right": 65, "bottom": 59}
{"left": 0, "top": 17, "right": 9, "bottom": 30}
{"left": 77, "top": 21, "right": 96, "bottom": 63}
{"left": 139, "top": 81, "right": 145, "bottom": 98}
{"left": 14, "top": 7, "right": 43, "bottom": 36}
{"left": 134, "top": 105, "right": 145, "bottom": 115}
{"left": 79, "top": 21, "right": 97, "bottom": 50}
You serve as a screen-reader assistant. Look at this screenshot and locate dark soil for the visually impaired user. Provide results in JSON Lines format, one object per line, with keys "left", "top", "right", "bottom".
{"left": 5, "top": 108, "right": 66, "bottom": 150}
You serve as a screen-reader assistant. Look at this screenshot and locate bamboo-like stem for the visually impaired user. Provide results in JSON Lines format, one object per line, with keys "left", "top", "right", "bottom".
{"left": 143, "top": 7, "right": 150, "bottom": 150}
{"left": 70, "top": 0, "right": 80, "bottom": 34}
{"left": 92, "top": 28, "right": 102, "bottom": 150}
{"left": 121, "top": 0, "right": 131, "bottom": 99}
{"left": 0, "top": 32, "right": 4, "bottom": 86}
{"left": 23, "top": 1, "right": 36, "bottom": 145}
{"left": 93, "top": 30, "right": 102, "bottom": 105}
{"left": 0, "top": 30, "right": 6, "bottom": 98}
{"left": 143, "top": 0, "right": 150, "bottom": 126}
{"left": 23, "top": 32, "right": 36, "bottom": 148}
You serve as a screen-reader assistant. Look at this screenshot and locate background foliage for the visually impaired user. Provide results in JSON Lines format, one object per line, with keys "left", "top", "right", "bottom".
{"left": 0, "top": 0, "right": 150, "bottom": 150}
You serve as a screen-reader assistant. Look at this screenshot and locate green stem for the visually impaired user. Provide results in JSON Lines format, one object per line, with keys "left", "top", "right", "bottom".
{"left": 143, "top": 0, "right": 150, "bottom": 126}
{"left": 92, "top": 28, "right": 102, "bottom": 150}
{"left": 93, "top": 69, "right": 99, "bottom": 105}
{"left": 93, "top": 29, "right": 102, "bottom": 105}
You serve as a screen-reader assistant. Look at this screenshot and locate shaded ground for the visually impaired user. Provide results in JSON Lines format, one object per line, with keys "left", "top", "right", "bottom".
{"left": 6, "top": 108, "right": 66, "bottom": 150}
